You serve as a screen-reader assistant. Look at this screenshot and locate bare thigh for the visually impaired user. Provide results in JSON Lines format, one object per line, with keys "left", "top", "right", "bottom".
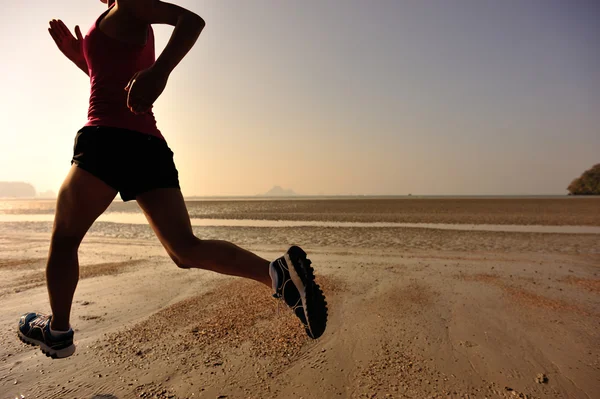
{"left": 52, "top": 165, "right": 117, "bottom": 242}
{"left": 135, "top": 188, "right": 195, "bottom": 256}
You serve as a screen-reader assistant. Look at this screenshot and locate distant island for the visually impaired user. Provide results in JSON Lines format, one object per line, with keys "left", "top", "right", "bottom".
{"left": 0, "top": 182, "right": 56, "bottom": 199}
{"left": 260, "top": 185, "right": 298, "bottom": 197}
{"left": 0, "top": 182, "right": 36, "bottom": 198}
{"left": 568, "top": 164, "right": 600, "bottom": 195}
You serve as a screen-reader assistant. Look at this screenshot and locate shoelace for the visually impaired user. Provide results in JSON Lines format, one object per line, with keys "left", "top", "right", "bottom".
{"left": 31, "top": 315, "right": 50, "bottom": 328}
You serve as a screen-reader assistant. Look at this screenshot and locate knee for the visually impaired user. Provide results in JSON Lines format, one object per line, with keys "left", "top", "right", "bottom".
{"left": 167, "top": 251, "right": 189, "bottom": 269}
{"left": 167, "top": 236, "right": 201, "bottom": 269}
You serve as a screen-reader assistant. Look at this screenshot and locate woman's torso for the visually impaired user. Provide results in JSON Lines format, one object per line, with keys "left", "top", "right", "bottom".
{"left": 83, "top": 5, "right": 163, "bottom": 139}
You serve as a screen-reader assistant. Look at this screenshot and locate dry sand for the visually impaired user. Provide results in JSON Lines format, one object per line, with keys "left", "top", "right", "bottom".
{"left": 0, "top": 205, "right": 599, "bottom": 398}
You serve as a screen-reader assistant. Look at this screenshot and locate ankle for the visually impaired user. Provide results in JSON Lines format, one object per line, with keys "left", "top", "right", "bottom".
{"left": 50, "top": 318, "right": 71, "bottom": 332}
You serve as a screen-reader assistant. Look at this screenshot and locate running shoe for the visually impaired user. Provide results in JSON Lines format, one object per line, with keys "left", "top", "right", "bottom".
{"left": 18, "top": 313, "right": 75, "bottom": 359}
{"left": 270, "top": 246, "right": 328, "bottom": 339}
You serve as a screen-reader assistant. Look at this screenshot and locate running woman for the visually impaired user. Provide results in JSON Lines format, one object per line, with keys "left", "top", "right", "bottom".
{"left": 18, "top": 0, "right": 327, "bottom": 359}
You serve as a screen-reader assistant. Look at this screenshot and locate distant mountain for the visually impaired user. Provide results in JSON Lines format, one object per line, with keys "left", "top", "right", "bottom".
{"left": 0, "top": 182, "right": 36, "bottom": 198}
{"left": 261, "top": 185, "right": 298, "bottom": 197}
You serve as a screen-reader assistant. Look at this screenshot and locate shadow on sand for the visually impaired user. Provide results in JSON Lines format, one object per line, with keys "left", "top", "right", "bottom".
{"left": 91, "top": 395, "right": 119, "bottom": 399}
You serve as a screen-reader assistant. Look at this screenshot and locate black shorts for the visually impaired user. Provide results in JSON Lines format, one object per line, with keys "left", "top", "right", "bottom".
{"left": 72, "top": 126, "right": 180, "bottom": 202}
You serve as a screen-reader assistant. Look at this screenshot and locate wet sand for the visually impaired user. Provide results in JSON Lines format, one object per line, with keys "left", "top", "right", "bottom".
{"left": 2, "top": 197, "right": 600, "bottom": 225}
{"left": 0, "top": 199, "right": 599, "bottom": 398}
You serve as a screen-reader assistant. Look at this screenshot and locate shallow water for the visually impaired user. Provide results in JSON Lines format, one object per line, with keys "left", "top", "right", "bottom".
{"left": 0, "top": 212, "right": 598, "bottom": 234}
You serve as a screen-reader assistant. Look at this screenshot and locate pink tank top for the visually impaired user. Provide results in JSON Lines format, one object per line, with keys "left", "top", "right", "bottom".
{"left": 83, "top": 7, "right": 163, "bottom": 139}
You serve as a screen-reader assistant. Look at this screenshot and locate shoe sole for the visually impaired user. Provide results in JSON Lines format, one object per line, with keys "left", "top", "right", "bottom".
{"left": 17, "top": 331, "right": 76, "bottom": 359}
{"left": 284, "top": 246, "right": 328, "bottom": 339}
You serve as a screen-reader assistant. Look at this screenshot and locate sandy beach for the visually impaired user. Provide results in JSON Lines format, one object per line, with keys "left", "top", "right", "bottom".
{"left": 0, "top": 198, "right": 598, "bottom": 398}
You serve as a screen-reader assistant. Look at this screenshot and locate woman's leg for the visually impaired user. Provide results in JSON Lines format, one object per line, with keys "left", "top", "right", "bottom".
{"left": 135, "top": 188, "right": 271, "bottom": 285}
{"left": 47, "top": 165, "right": 117, "bottom": 330}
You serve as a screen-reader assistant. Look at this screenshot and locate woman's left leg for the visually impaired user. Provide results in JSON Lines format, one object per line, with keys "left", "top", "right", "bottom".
{"left": 136, "top": 188, "right": 271, "bottom": 285}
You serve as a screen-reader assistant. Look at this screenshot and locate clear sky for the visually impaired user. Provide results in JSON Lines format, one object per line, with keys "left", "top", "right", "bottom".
{"left": 1, "top": 0, "right": 598, "bottom": 196}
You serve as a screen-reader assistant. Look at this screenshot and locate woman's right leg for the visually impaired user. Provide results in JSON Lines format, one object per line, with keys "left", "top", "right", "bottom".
{"left": 47, "top": 164, "right": 117, "bottom": 331}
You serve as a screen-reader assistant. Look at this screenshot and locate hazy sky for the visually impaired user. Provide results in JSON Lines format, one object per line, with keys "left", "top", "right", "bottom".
{"left": 1, "top": 0, "right": 598, "bottom": 196}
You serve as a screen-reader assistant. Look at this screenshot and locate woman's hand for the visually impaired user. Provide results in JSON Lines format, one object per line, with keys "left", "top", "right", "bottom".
{"left": 125, "top": 66, "right": 169, "bottom": 114}
{"left": 48, "top": 20, "right": 86, "bottom": 68}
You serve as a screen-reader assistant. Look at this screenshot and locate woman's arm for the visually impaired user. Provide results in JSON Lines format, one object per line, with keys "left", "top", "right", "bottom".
{"left": 119, "top": 0, "right": 205, "bottom": 114}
